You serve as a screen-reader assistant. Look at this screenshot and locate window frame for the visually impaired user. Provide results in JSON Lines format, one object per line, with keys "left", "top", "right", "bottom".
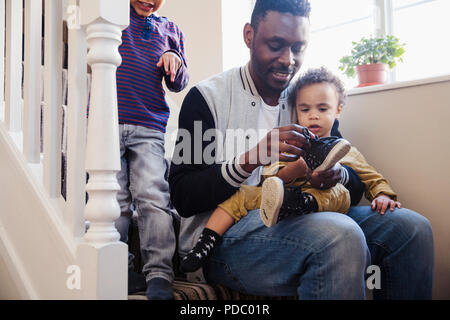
{"left": 374, "top": 0, "right": 448, "bottom": 84}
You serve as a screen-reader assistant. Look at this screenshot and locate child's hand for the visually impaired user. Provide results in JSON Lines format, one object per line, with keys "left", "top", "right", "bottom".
{"left": 157, "top": 51, "right": 182, "bottom": 83}
{"left": 371, "top": 194, "right": 402, "bottom": 215}
{"left": 277, "top": 157, "right": 310, "bottom": 183}
{"left": 289, "top": 157, "right": 310, "bottom": 179}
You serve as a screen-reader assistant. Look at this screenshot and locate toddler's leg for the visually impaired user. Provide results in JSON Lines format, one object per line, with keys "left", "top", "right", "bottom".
{"left": 116, "top": 126, "right": 147, "bottom": 294}
{"left": 304, "top": 183, "right": 350, "bottom": 214}
{"left": 126, "top": 126, "right": 176, "bottom": 299}
{"left": 180, "top": 186, "right": 261, "bottom": 273}
{"left": 180, "top": 207, "right": 233, "bottom": 273}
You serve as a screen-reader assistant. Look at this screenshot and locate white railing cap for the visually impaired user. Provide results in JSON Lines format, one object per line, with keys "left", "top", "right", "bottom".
{"left": 79, "top": 0, "right": 129, "bottom": 28}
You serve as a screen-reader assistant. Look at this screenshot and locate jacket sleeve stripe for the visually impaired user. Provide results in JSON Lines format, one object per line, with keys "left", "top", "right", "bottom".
{"left": 232, "top": 157, "right": 252, "bottom": 180}
{"left": 340, "top": 166, "right": 349, "bottom": 185}
{"left": 221, "top": 161, "right": 242, "bottom": 188}
{"left": 221, "top": 157, "right": 251, "bottom": 188}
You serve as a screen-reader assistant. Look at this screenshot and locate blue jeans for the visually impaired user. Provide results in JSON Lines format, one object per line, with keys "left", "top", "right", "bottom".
{"left": 115, "top": 124, "right": 176, "bottom": 283}
{"left": 204, "top": 206, "right": 433, "bottom": 299}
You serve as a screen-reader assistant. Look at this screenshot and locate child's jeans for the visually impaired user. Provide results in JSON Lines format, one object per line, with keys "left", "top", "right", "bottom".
{"left": 115, "top": 124, "right": 176, "bottom": 283}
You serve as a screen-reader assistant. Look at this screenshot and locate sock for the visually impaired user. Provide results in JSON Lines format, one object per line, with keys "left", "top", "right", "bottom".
{"left": 180, "top": 228, "right": 221, "bottom": 273}
{"left": 278, "top": 190, "right": 319, "bottom": 222}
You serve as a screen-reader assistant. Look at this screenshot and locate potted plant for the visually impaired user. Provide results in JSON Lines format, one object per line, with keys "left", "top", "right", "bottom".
{"left": 339, "top": 35, "right": 405, "bottom": 87}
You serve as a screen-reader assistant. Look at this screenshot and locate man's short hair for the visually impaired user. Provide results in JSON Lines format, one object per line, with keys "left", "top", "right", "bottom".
{"left": 290, "top": 67, "right": 347, "bottom": 107}
{"left": 251, "top": 0, "right": 311, "bottom": 32}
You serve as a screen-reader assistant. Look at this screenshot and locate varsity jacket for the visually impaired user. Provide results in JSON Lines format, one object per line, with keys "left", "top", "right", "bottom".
{"left": 168, "top": 64, "right": 365, "bottom": 258}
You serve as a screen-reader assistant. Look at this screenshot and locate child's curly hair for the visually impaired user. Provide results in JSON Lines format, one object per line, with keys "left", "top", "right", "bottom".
{"left": 290, "top": 67, "right": 347, "bottom": 108}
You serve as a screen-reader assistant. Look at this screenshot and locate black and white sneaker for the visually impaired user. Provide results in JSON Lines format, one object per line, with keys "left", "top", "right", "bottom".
{"left": 302, "top": 129, "right": 351, "bottom": 172}
{"left": 260, "top": 177, "right": 285, "bottom": 227}
{"left": 260, "top": 177, "right": 319, "bottom": 227}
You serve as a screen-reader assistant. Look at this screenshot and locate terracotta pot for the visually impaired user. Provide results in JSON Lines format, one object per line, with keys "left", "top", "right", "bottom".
{"left": 356, "top": 63, "right": 388, "bottom": 87}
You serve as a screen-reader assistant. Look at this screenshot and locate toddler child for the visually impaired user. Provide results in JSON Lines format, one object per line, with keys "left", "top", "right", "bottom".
{"left": 114, "top": 0, "right": 189, "bottom": 299}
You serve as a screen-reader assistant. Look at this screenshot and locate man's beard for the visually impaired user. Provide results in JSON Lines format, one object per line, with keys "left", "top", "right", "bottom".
{"left": 251, "top": 53, "right": 294, "bottom": 94}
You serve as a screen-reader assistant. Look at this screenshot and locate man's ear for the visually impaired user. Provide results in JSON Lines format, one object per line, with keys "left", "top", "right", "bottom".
{"left": 243, "top": 23, "right": 254, "bottom": 49}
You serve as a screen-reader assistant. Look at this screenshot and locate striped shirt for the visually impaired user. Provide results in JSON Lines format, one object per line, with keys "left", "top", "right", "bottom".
{"left": 116, "top": 6, "right": 189, "bottom": 133}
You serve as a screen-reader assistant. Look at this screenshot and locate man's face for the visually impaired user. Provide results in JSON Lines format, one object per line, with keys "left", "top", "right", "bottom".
{"left": 130, "top": 0, "right": 165, "bottom": 17}
{"left": 245, "top": 11, "right": 310, "bottom": 98}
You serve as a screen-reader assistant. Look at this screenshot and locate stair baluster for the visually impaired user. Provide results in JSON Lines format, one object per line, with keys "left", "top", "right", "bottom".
{"left": 23, "top": 0, "right": 42, "bottom": 164}
{"left": 65, "top": 0, "right": 88, "bottom": 240}
{"left": 0, "top": 0, "right": 4, "bottom": 116}
{"left": 43, "top": 0, "right": 63, "bottom": 198}
{"left": 4, "top": 0, "right": 22, "bottom": 133}
{"left": 76, "top": 0, "right": 129, "bottom": 299}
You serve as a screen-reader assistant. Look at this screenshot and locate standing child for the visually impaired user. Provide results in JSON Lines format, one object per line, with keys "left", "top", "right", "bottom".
{"left": 114, "top": 0, "right": 188, "bottom": 299}
{"left": 180, "top": 67, "right": 401, "bottom": 273}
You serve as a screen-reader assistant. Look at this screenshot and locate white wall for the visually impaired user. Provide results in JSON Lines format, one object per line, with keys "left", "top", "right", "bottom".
{"left": 221, "top": 0, "right": 253, "bottom": 72}
{"left": 341, "top": 79, "right": 450, "bottom": 299}
{"left": 158, "top": 0, "right": 224, "bottom": 106}
{"left": 158, "top": 0, "right": 225, "bottom": 157}
{"left": 0, "top": 255, "right": 22, "bottom": 299}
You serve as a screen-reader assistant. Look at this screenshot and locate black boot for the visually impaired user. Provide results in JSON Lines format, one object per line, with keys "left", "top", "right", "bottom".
{"left": 260, "top": 177, "right": 318, "bottom": 227}
{"left": 302, "top": 127, "right": 351, "bottom": 172}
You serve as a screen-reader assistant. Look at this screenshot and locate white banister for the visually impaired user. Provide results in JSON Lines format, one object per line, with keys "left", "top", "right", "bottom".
{"left": 65, "top": 0, "right": 88, "bottom": 240}
{"left": 76, "top": 0, "right": 129, "bottom": 299}
{"left": 43, "top": 0, "right": 63, "bottom": 198}
{"left": 82, "top": 0, "right": 128, "bottom": 245}
{"left": 4, "top": 0, "right": 22, "bottom": 132}
{"left": 23, "top": 0, "right": 42, "bottom": 163}
{"left": 0, "top": 0, "right": 5, "bottom": 116}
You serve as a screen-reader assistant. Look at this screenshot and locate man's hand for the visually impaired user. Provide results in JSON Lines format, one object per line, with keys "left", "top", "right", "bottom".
{"left": 309, "top": 163, "right": 343, "bottom": 190}
{"left": 371, "top": 194, "right": 402, "bottom": 215}
{"left": 239, "top": 124, "right": 313, "bottom": 174}
{"left": 157, "top": 51, "right": 182, "bottom": 83}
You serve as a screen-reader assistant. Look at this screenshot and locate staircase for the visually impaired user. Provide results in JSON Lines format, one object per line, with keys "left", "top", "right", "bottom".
{"left": 0, "top": 0, "right": 130, "bottom": 299}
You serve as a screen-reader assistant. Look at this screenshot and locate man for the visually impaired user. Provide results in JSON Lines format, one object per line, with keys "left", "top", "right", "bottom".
{"left": 169, "top": 0, "right": 434, "bottom": 299}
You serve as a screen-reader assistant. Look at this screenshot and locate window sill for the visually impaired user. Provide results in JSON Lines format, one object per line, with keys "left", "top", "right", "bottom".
{"left": 347, "top": 74, "right": 450, "bottom": 96}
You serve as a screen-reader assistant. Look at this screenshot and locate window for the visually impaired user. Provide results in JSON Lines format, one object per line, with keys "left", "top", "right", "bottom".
{"left": 303, "top": 0, "right": 376, "bottom": 89}
{"left": 303, "top": 0, "right": 450, "bottom": 87}
{"left": 391, "top": 0, "right": 450, "bottom": 81}
{"left": 221, "top": 0, "right": 449, "bottom": 87}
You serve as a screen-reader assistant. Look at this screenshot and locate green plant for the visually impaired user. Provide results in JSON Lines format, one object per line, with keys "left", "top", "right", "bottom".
{"left": 339, "top": 35, "right": 405, "bottom": 78}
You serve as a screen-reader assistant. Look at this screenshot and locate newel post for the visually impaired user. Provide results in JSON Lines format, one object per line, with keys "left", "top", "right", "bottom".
{"left": 76, "top": 0, "right": 129, "bottom": 300}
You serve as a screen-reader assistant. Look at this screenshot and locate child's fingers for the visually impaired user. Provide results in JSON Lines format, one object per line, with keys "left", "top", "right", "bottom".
{"left": 378, "top": 200, "right": 389, "bottom": 215}
{"left": 170, "top": 57, "right": 177, "bottom": 82}
{"left": 389, "top": 200, "right": 396, "bottom": 211}
{"left": 156, "top": 56, "right": 163, "bottom": 68}
{"left": 371, "top": 199, "right": 377, "bottom": 210}
{"left": 164, "top": 56, "right": 170, "bottom": 74}
{"left": 170, "top": 56, "right": 182, "bottom": 82}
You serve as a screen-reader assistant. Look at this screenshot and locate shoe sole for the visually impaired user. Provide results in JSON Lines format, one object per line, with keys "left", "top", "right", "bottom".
{"left": 260, "top": 177, "right": 284, "bottom": 228}
{"left": 314, "top": 139, "right": 351, "bottom": 172}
